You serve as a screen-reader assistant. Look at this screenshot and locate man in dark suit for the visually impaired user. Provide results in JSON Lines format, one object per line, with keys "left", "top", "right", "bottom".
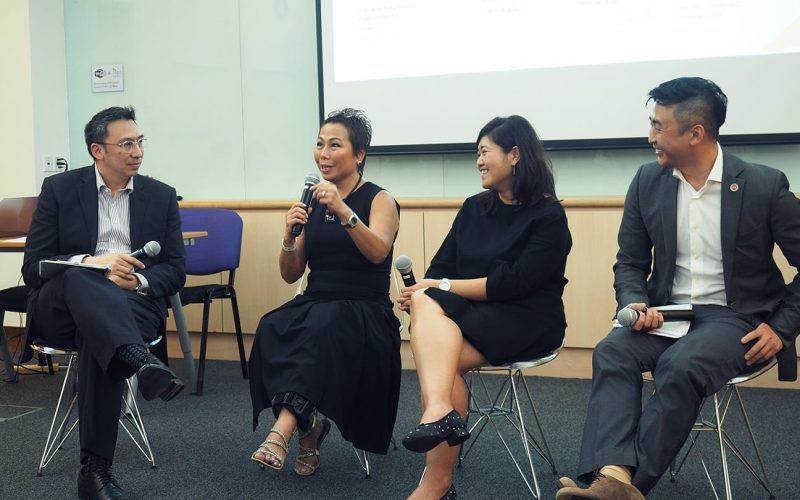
{"left": 23, "top": 106, "right": 186, "bottom": 500}
{"left": 556, "top": 78, "right": 800, "bottom": 499}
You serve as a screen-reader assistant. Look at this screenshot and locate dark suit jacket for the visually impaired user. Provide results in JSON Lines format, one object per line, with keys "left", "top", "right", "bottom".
{"left": 22, "top": 166, "right": 186, "bottom": 347}
{"left": 614, "top": 151, "right": 800, "bottom": 380}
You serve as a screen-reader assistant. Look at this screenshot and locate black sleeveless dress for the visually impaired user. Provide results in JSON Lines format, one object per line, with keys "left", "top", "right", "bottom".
{"left": 248, "top": 182, "right": 401, "bottom": 454}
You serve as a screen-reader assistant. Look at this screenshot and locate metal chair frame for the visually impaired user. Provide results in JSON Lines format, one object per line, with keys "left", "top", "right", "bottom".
{"left": 458, "top": 340, "right": 564, "bottom": 498}
{"left": 32, "top": 339, "right": 162, "bottom": 475}
{"left": 352, "top": 437, "right": 400, "bottom": 479}
{"left": 654, "top": 360, "right": 777, "bottom": 500}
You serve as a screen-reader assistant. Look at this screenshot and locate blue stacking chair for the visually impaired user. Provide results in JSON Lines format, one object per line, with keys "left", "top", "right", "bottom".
{"left": 178, "top": 208, "right": 248, "bottom": 395}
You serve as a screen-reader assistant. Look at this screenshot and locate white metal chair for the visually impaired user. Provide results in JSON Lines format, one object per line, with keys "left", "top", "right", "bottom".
{"left": 650, "top": 360, "right": 778, "bottom": 500}
{"left": 31, "top": 337, "right": 163, "bottom": 475}
{"left": 458, "top": 338, "right": 565, "bottom": 498}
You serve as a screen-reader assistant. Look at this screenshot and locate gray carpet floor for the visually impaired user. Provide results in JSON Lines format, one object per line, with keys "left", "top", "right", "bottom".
{"left": 1, "top": 357, "right": 799, "bottom": 499}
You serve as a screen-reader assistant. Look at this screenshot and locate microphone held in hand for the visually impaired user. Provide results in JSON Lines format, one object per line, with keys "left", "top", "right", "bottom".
{"left": 616, "top": 307, "right": 695, "bottom": 327}
{"left": 130, "top": 241, "right": 161, "bottom": 259}
{"left": 394, "top": 255, "right": 416, "bottom": 287}
{"left": 291, "top": 172, "right": 321, "bottom": 237}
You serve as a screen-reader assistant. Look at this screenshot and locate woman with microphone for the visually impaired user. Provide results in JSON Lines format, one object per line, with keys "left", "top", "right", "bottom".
{"left": 248, "top": 108, "right": 401, "bottom": 476}
{"left": 398, "top": 115, "right": 572, "bottom": 499}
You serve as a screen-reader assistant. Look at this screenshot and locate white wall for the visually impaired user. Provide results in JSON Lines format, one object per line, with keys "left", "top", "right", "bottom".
{"left": 0, "top": 0, "right": 38, "bottom": 328}
{"left": 0, "top": 0, "right": 37, "bottom": 199}
{"left": 29, "top": 0, "right": 71, "bottom": 190}
{"left": 58, "top": 0, "right": 800, "bottom": 201}
{"left": 0, "top": 0, "right": 70, "bottom": 328}
{"left": 63, "top": 0, "right": 319, "bottom": 200}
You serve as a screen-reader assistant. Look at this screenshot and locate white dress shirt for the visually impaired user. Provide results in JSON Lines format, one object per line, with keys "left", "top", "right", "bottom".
{"left": 670, "top": 143, "right": 727, "bottom": 306}
{"left": 70, "top": 167, "right": 149, "bottom": 292}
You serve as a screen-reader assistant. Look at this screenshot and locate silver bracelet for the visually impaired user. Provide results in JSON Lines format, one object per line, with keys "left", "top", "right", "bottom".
{"left": 281, "top": 239, "right": 297, "bottom": 252}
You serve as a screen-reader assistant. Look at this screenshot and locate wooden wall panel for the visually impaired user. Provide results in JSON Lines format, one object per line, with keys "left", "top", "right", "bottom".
{"left": 235, "top": 211, "right": 304, "bottom": 333}
{"left": 172, "top": 199, "right": 798, "bottom": 367}
{"left": 562, "top": 208, "right": 623, "bottom": 348}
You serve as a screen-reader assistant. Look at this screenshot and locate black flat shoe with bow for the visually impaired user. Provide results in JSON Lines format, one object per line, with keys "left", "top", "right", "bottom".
{"left": 440, "top": 483, "right": 457, "bottom": 500}
{"left": 402, "top": 409, "right": 470, "bottom": 453}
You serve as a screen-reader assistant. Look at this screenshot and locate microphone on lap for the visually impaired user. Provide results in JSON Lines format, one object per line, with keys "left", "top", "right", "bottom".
{"left": 616, "top": 307, "right": 694, "bottom": 327}
{"left": 394, "top": 255, "right": 416, "bottom": 287}
{"left": 291, "top": 172, "right": 321, "bottom": 237}
{"left": 130, "top": 241, "right": 161, "bottom": 259}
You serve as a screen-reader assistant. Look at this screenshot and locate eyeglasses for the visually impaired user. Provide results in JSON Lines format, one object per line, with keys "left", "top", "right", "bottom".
{"left": 98, "top": 138, "right": 147, "bottom": 153}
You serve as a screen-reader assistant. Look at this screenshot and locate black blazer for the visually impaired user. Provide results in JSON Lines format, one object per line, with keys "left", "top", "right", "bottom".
{"left": 22, "top": 166, "right": 186, "bottom": 341}
{"left": 613, "top": 151, "right": 800, "bottom": 380}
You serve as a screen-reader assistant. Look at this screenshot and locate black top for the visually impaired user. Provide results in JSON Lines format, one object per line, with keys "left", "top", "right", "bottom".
{"left": 304, "top": 181, "right": 394, "bottom": 299}
{"left": 424, "top": 192, "right": 571, "bottom": 364}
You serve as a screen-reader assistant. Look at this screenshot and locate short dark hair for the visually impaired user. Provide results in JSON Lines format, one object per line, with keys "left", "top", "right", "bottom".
{"left": 647, "top": 77, "right": 727, "bottom": 139}
{"left": 321, "top": 108, "right": 372, "bottom": 173}
{"left": 84, "top": 106, "right": 137, "bottom": 159}
{"left": 476, "top": 115, "right": 556, "bottom": 209}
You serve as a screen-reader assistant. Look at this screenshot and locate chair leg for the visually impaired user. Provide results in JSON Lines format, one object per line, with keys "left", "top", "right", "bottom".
{"left": 229, "top": 291, "right": 248, "bottom": 379}
{"left": 196, "top": 299, "right": 211, "bottom": 396}
{"left": 670, "top": 384, "right": 776, "bottom": 500}
{"left": 461, "top": 368, "right": 558, "bottom": 498}
{"left": 44, "top": 353, "right": 54, "bottom": 375}
{"left": 517, "top": 372, "right": 558, "bottom": 474}
{"left": 1, "top": 322, "right": 17, "bottom": 382}
{"left": 729, "top": 387, "right": 775, "bottom": 498}
{"left": 120, "top": 378, "right": 157, "bottom": 468}
{"left": 38, "top": 354, "right": 79, "bottom": 475}
{"left": 353, "top": 447, "right": 371, "bottom": 478}
{"left": 458, "top": 369, "right": 503, "bottom": 465}
{"left": 712, "top": 392, "right": 734, "bottom": 500}
{"left": 506, "top": 370, "right": 544, "bottom": 498}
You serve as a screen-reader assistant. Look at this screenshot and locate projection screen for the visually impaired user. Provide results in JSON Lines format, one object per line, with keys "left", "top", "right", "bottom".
{"left": 317, "top": 0, "right": 800, "bottom": 152}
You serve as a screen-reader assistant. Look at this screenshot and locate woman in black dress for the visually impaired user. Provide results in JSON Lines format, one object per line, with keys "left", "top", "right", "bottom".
{"left": 248, "top": 109, "right": 401, "bottom": 476}
{"left": 398, "top": 115, "right": 572, "bottom": 499}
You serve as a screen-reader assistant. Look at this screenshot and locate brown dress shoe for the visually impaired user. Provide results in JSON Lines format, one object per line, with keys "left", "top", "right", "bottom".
{"left": 555, "top": 474, "right": 644, "bottom": 500}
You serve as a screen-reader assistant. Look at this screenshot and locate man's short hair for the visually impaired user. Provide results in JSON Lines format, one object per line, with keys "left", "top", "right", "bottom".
{"left": 84, "top": 106, "right": 137, "bottom": 159}
{"left": 647, "top": 77, "right": 727, "bottom": 139}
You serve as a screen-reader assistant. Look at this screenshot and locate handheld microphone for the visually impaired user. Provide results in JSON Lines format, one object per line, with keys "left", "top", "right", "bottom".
{"left": 291, "top": 172, "right": 321, "bottom": 237}
{"left": 130, "top": 241, "right": 161, "bottom": 259}
{"left": 616, "top": 307, "right": 694, "bottom": 327}
{"left": 394, "top": 255, "right": 416, "bottom": 287}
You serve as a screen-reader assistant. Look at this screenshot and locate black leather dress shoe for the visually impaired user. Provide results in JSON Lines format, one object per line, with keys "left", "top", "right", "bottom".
{"left": 77, "top": 465, "right": 126, "bottom": 500}
{"left": 137, "top": 359, "right": 184, "bottom": 401}
{"left": 402, "top": 409, "right": 470, "bottom": 453}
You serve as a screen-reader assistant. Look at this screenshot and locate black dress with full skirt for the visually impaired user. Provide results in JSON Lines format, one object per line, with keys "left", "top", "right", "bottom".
{"left": 248, "top": 182, "right": 401, "bottom": 454}
{"left": 424, "top": 192, "right": 572, "bottom": 365}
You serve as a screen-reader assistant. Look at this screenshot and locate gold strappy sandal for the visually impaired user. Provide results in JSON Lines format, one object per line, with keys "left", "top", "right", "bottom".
{"left": 294, "top": 416, "right": 331, "bottom": 476}
{"left": 251, "top": 428, "right": 289, "bottom": 470}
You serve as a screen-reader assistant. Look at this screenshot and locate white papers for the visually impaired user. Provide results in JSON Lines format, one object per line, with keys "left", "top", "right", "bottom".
{"left": 39, "top": 260, "right": 110, "bottom": 280}
{"left": 613, "top": 304, "right": 692, "bottom": 339}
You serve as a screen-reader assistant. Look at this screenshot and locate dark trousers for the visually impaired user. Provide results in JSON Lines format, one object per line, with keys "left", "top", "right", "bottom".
{"left": 32, "top": 268, "right": 163, "bottom": 463}
{"left": 576, "top": 305, "right": 766, "bottom": 494}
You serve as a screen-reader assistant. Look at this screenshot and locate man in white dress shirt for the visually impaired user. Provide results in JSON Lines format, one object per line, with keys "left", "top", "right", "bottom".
{"left": 556, "top": 77, "right": 800, "bottom": 499}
